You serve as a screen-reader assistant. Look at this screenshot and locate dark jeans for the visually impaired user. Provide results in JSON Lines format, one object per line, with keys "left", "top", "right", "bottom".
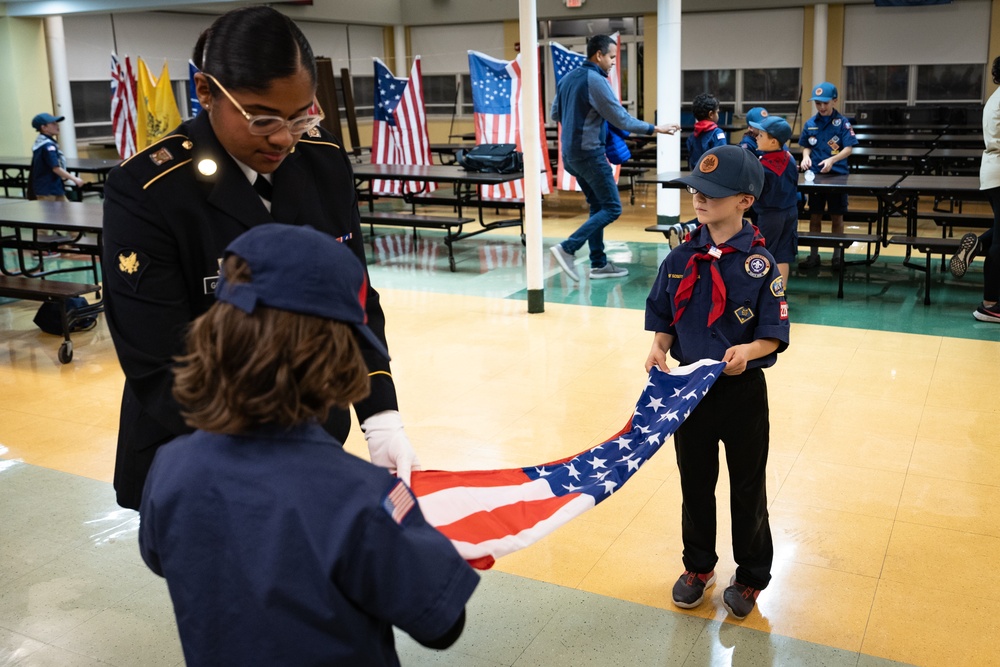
{"left": 673, "top": 368, "right": 773, "bottom": 590}
{"left": 983, "top": 187, "right": 1000, "bottom": 302}
{"left": 562, "top": 155, "right": 622, "bottom": 268}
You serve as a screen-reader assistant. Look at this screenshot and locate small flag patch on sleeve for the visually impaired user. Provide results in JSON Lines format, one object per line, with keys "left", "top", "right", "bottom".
{"left": 382, "top": 480, "right": 416, "bottom": 525}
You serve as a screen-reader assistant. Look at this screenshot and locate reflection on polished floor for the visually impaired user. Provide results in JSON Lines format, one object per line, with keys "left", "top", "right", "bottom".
{"left": 1, "top": 187, "right": 998, "bottom": 666}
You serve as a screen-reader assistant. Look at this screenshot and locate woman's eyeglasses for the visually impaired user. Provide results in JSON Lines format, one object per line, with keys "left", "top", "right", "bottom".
{"left": 203, "top": 72, "right": 324, "bottom": 136}
{"left": 686, "top": 186, "right": 716, "bottom": 199}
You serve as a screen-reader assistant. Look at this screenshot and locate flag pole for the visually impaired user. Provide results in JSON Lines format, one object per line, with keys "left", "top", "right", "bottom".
{"left": 518, "top": 0, "right": 544, "bottom": 314}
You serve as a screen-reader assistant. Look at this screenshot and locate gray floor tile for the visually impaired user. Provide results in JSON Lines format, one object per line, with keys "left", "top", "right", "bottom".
{"left": 9, "top": 644, "right": 107, "bottom": 667}
{"left": 683, "top": 621, "right": 862, "bottom": 667}
{"left": 0, "top": 625, "right": 46, "bottom": 666}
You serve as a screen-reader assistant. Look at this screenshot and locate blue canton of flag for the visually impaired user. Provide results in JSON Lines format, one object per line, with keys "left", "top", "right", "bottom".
{"left": 188, "top": 61, "right": 202, "bottom": 117}
{"left": 523, "top": 359, "right": 726, "bottom": 502}
{"left": 469, "top": 53, "right": 514, "bottom": 116}
{"left": 550, "top": 43, "right": 586, "bottom": 87}
{"left": 374, "top": 59, "right": 406, "bottom": 126}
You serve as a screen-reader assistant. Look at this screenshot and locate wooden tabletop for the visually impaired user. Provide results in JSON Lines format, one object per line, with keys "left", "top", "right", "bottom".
{"left": 0, "top": 200, "right": 104, "bottom": 232}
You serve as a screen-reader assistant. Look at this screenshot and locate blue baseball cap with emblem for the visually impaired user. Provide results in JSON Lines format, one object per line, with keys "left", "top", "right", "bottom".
{"left": 671, "top": 145, "right": 764, "bottom": 199}
{"left": 809, "top": 82, "right": 838, "bottom": 102}
{"left": 745, "top": 107, "right": 768, "bottom": 125}
{"left": 31, "top": 112, "right": 65, "bottom": 131}
{"left": 749, "top": 116, "right": 792, "bottom": 146}
{"left": 215, "top": 224, "right": 389, "bottom": 361}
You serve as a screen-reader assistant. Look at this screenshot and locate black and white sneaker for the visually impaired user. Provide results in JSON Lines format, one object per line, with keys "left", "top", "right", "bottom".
{"left": 950, "top": 232, "right": 979, "bottom": 279}
{"left": 973, "top": 302, "right": 1000, "bottom": 323}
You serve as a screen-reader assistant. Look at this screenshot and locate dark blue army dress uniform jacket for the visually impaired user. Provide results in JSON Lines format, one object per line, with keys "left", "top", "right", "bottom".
{"left": 645, "top": 222, "right": 790, "bottom": 368}
{"left": 102, "top": 112, "right": 397, "bottom": 510}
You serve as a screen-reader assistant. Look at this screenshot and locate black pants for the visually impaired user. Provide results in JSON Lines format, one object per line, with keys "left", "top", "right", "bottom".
{"left": 983, "top": 187, "right": 1000, "bottom": 302}
{"left": 673, "top": 368, "right": 773, "bottom": 590}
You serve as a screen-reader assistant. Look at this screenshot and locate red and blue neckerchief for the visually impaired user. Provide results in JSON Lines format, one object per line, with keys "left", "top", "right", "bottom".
{"left": 672, "top": 224, "right": 766, "bottom": 327}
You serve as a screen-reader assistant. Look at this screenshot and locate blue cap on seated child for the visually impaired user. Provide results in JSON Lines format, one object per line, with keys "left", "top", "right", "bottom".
{"left": 745, "top": 107, "right": 768, "bottom": 125}
{"left": 749, "top": 116, "right": 792, "bottom": 147}
{"left": 671, "top": 145, "right": 764, "bottom": 199}
{"left": 215, "top": 223, "right": 390, "bottom": 361}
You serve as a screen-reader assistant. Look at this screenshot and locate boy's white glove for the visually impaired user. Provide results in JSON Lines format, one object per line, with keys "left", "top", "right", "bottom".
{"left": 360, "top": 410, "right": 422, "bottom": 486}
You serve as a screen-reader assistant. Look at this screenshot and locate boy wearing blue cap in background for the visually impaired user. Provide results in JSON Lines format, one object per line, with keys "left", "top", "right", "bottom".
{"left": 139, "top": 224, "right": 479, "bottom": 666}
{"left": 687, "top": 93, "right": 728, "bottom": 171}
{"left": 30, "top": 112, "right": 84, "bottom": 200}
{"left": 798, "top": 82, "right": 858, "bottom": 270}
{"left": 645, "top": 145, "right": 789, "bottom": 621}
{"left": 739, "top": 107, "right": 768, "bottom": 154}
{"left": 750, "top": 116, "right": 798, "bottom": 286}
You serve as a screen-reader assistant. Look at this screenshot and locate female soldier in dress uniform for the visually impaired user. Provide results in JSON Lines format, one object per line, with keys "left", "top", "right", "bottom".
{"left": 102, "top": 5, "right": 419, "bottom": 510}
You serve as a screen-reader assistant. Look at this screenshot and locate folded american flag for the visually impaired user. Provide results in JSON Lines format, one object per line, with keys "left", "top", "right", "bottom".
{"left": 410, "top": 359, "right": 726, "bottom": 569}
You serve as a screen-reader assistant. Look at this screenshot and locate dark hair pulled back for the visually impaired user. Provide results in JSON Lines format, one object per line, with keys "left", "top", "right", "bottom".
{"left": 193, "top": 5, "right": 316, "bottom": 94}
{"left": 992, "top": 56, "right": 1000, "bottom": 85}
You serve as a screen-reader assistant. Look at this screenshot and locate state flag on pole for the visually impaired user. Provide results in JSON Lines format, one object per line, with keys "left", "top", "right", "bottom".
{"left": 467, "top": 51, "right": 552, "bottom": 199}
{"left": 409, "top": 359, "right": 726, "bottom": 570}
{"left": 370, "top": 57, "right": 436, "bottom": 196}
{"left": 110, "top": 53, "right": 137, "bottom": 160}
{"left": 135, "top": 58, "right": 182, "bottom": 150}
{"left": 551, "top": 34, "right": 624, "bottom": 191}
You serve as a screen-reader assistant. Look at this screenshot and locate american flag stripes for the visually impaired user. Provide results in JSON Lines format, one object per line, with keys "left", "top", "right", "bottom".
{"left": 410, "top": 359, "right": 726, "bottom": 569}
{"left": 383, "top": 480, "right": 416, "bottom": 524}
{"left": 370, "top": 57, "right": 436, "bottom": 196}
{"left": 467, "top": 51, "right": 551, "bottom": 199}
{"left": 110, "top": 53, "right": 137, "bottom": 160}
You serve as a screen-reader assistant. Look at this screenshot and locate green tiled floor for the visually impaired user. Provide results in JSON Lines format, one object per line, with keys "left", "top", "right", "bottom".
{"left": 362, "top": 230, "right": 999, "bottom": 342}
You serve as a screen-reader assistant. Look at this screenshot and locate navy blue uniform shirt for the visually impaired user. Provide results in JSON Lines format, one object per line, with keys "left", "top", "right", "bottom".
{"left": 798, "top": 109, "right": 857, "bottom": 175}
{"left": 687, "top": 122, "right": 728, "bottom": 170}
{"left": 645, "top": 222, "right": 790, "bottom": 368}
{"left": 753, "top": 149, "right": 799, "bottom": 214}
{"left": 140, "top": 422, "right": 479, "bottom": 667}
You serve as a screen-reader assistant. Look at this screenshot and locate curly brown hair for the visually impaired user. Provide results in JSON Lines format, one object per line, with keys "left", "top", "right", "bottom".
{"left": 173, "top": 255, "right": 371, "bottom": 434}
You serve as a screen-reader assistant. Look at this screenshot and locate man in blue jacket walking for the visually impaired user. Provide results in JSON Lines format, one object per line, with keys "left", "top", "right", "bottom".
{"left": 550, "top": 35, "right": 678, "bottom": 282}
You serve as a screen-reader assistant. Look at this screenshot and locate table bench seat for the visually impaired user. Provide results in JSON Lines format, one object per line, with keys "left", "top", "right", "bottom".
{"left": 0, "top": 275, "right": 102, "bottom": 363}
{"left": 360, "top": 211, "right": 477, "bottom": 272}
{"left": 797, "top": 232, "right": 882, "bottom": 298}
{"left": 888, "top": 236, "right": 964, "bottom": 305}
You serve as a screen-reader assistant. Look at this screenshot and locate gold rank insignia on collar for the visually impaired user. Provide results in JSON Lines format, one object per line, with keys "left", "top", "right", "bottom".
{"left": 307, "top": 126, "right": 321, "bottom": 138}
{"left": 149, "top": 147, "right": 173, "bottom": 166}
{"left": 182, "top": 140, "right": 193, "bottom": 150}
{"left": 118, "top": 251, "right": 140, "bottom": 274}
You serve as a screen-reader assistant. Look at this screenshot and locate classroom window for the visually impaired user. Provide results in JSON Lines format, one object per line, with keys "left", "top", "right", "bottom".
{"left": 352, "top": 76, "right": 375, "bottom": 118}
{"left": 845, "top": 65, "right": 909, "bottom": 108}
{"left": 423, "top": 74, "right": 462, "bottom": 116}
{"left": 683, "top": 69, "right": 736, "bottom": 107}
{"left": 915, "top": 63, "right": 983, "bottom": 102}
{"left": 742, "top": 68, "right": 800, "bottom": 116}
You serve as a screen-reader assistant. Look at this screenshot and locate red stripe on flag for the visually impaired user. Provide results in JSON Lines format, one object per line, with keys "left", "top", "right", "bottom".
{"left": 409, "top": 468, "right": 531, "bottom": 496}
{"left": 433, "top": 495, "right": 579, "bottom": 544}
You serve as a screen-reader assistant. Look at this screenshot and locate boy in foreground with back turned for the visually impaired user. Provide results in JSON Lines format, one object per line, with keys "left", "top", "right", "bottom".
{"left": 139, "top": 224, "right": 479, "bottom": 666}
{"left": 644, "top": 145, "right": 789, "bottom": 620}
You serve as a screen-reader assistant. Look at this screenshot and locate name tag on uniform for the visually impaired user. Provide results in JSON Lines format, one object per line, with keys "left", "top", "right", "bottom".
{"left": 204, "top": 275, "right": 219, "bottom": 294}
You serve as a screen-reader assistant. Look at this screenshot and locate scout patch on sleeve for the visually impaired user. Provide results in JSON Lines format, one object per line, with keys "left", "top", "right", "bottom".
{"left": 382, "top": 480, "right": 416, "bottom": 525}
{"left": 116, "top": 249, "right": 150, "bottom": 292}
{"left": 780, "top": 300, "right": 789, "bottom": 320}
{"left": 770, "top": 275, "right": 785, "bottom": 297}
{"left": 745, "top": 254, "right": 770, "bottom": 278}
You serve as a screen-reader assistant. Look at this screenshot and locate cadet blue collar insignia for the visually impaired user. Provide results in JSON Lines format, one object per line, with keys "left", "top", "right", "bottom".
{"left": 745, "top": 254, "right": 769, "bottom": 278}
{"left": 734, "top": 306, "right": 755, "bottom": 324}
{"left": 770, "top": 275, "right": 785, "bottom": 297}
{"left": 149, "top": 147, "right": 173, "bottom": 166}
{"left": 307, "top": 126, "right": 321, "bottom": 138}
{"left": 116, "top": 249, "right": 149, "bottom": 292}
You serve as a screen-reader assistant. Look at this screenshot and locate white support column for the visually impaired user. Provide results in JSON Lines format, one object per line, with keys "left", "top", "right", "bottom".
{"left": 394, "top": 25, "right": 407, "bottom": 75}
{"left": 44, "top": 16, "right": 77, "bottom": 158}
{"left": 656, "top": 0, "right": 681, "bottom": 225}
{"left": 518, "top": 0, "right": 544, "bottom": 313}
{"left": 812, "top": 3, "right": 828, "bottom": 90}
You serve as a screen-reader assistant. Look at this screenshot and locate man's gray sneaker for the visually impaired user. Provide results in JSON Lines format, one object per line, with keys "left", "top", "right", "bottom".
{"left": 589, "top": 262, "right": 628, "bottom": 279}
{"left": 550, "top": 243, "right": 580, "bottom": 281}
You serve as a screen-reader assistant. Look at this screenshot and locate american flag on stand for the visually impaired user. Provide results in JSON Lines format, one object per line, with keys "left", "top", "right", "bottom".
{"left": 410, "top": 359, "right": 726, "bottom": 569}
{"left": 551, "top": 34, "right": 623, "bottom": 191}
{"left": 110, "top": 53, "right": 137, "bottom": 160}
{"left": 468, "top": 51, "right": 552, "bottom": 199}
{"left": 370, "top": 57, "right": 436, "bottom": 196}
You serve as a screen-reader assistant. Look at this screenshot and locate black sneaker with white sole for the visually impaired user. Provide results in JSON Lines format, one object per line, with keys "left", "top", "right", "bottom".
{"left": 950, "top": 232, "right": 979, "bottom": 279}
{"left": 973, "top": 302, "right": 1000, "bottom": 323}
{"left": 671, "top": 570, "right": 716, "bottom": 609}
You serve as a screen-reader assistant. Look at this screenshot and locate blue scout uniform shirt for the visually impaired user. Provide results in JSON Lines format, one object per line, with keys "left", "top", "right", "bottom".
{"left": 687, "top": 122, "right": 729, "bottom": 170}
{"left": 645, "top": 222, "right": 790, "bottom": 368}
{"left": 798, "top": 109, "right": 857, "bottom": 175}
{"left": 738, "top": 133, "right": 761, "bottom": 154}
{"left": 753, "top": 149, "right": 799, "bottom": 214}
{"left": 30, "top": 134, "right": 67, "bottom": 196}
{"left": 139, "top": 422, "right": 479, "bottom": 667}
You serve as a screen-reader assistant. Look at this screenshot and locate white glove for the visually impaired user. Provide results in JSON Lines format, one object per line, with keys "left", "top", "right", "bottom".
{"left": 360, "top": 410, "right": 422, "bottom": 486}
